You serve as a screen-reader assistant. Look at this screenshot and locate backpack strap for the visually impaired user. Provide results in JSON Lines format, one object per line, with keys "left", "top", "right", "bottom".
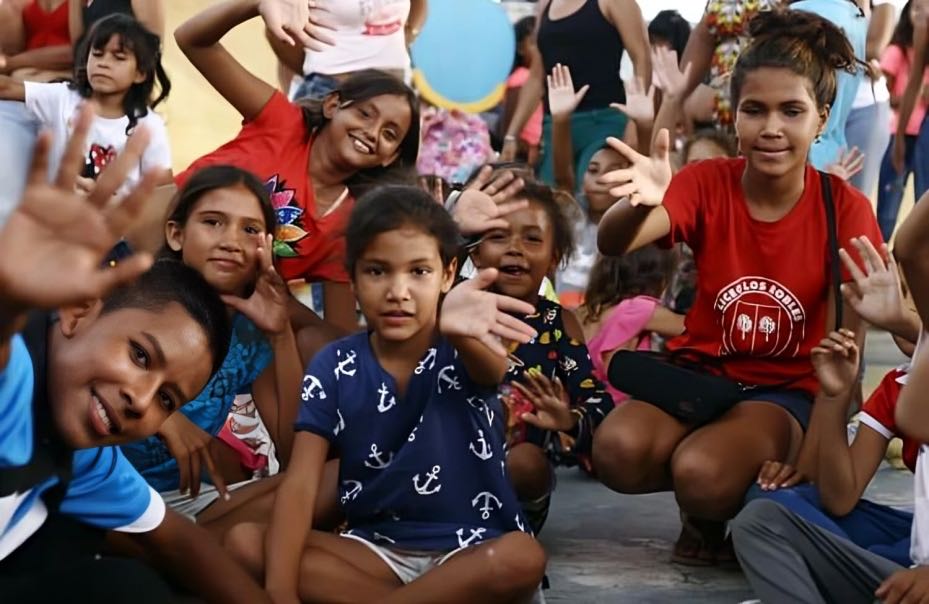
{"left": 819, "top": 171, "right": 844, "bottom": 331}
{"left": 0, "top": 313, "right": 74, "bottom": 511}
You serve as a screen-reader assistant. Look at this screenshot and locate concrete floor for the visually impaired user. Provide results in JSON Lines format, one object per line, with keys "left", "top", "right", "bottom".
{"left": 541, "top": 329, "right": 914, "bottom": 603}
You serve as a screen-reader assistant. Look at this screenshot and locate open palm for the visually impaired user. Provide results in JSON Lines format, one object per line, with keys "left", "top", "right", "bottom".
{"left": 611, "top": 77, "right": 655, "bottom": 125}
{"left": 222, "top": 235, "right": 291, "bottom": 336}
{"left": 598, "top": 129, "right": 673, "bottom": 206}
{"left": 547, "top": 63, "right": 589, "bottom": 120}
{"left": 840, "top": 236, "right": 907, "bottom": 332}
{"left": 440, "top": 269, "right": 538, "bottom": 356}
{"left": 0, "top": 105, "right": 154, "bottom": 313}
{"left": 652, "top": 46, "right": 691, "bottom": 99}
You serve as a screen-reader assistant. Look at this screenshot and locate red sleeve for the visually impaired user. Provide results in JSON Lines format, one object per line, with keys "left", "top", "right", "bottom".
{"left": 830, "top": 175, "right": 884, "bottom": 282}
{"left": 880, "top": 44, "right": 905, "bottom": 78}
{"left": 859, "top": 369, "right": 906, "bottom": 439}
{"left": 660, "top": 160, "right": 708, "bottom": 248}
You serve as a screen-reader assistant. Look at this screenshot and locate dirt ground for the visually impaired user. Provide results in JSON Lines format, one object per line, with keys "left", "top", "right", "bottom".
{"left": 161, "top": 1, "right": 279, "bottom": 171}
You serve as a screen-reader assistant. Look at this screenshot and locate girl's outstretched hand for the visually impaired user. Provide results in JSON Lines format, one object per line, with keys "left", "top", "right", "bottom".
{"left": 440, "top": 268, "right": 537, "bottom": 356}
{"left": 811, "top": 329, "right": 860, "bottom": 399}
{"left": 221, "top": 234, "right": 291, "bottom": 336}
{"left": 611, "top": 77, "right": 655, "bottom": 126}
{"left": 840, "top": 237, "right": 910, "bottom": 334}
{"left": 453, "top": 166, "right": 527, "bottom": 236}
{"left": 514, "top": 370, "right": 576, "bottom": 432}
{"left": 547, "top": 63, "right": 589, "bottom": 121}
{"left": 826, "top": 147, "right": 865, "bottom": 182}
{"left": 651, "top": 46, "right": 691, "bottom": 100}
{"left": 597, "top": 128, "right": 672, "bottom": 205}
{"left": 0, "top": 104, "right": 154, "bottom": 314}
{"left": 259, "top": 0, "right": 335, "bottom": 50}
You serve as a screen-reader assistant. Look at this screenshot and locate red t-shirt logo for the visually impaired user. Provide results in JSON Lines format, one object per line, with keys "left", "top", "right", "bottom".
{"left": 715, "top": 277, "right": 806, "bottom": 358}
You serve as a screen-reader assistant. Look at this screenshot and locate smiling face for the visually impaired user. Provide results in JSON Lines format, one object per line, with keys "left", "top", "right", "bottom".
{"left": 734, "top": 67, "right": 825, "bottom": 180}
{"left": 472, "top": 200, "right": 556, "bottom": 303}
{"left": 166, "top": 185, "right": 267, "bottom": 297}
{"left": 86, "top": 34, "right": 145, "bottom": 95}
{"left": 352, "top": 226, "right": 455, "bottom": 344}
{"left": 321, "top": 93, "right": 413, "bottom": 171}
{"left": 48, "top": 303, "right": 215, "bottom": 449}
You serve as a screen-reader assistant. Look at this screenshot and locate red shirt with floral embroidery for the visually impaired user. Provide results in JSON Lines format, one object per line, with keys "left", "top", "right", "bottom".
{"left": 177, "top": 92, "right": 352, "bottom": 284}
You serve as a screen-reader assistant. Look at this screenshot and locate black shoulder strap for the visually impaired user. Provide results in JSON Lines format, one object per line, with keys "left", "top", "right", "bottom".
{"left": 0, "top": 313, "right": 74, "bottom": 511}
{"left": 819, "top": 171, "right": 844, "bottom": 331}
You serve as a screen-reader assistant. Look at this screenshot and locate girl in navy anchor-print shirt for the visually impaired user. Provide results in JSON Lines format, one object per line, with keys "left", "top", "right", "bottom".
{"left": 229, "top": 187, "right": 546, "bottom": 603}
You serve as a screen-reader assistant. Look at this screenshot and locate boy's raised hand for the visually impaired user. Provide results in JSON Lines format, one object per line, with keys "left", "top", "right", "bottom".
{"left": 0, "top": 104, "right": 155, "bottom": 315}
{"left": 547, "top": 63, "right": 589, "bottom": 121}
{"left": 598, "top": 128, "right": 673, "bottom": 206}
{"left": 811, "top": 329, "right": 860, "bottom": 399}
{"left": 440, "top": 268, "right": 537, "bottom": 357}
{"left": 840, "top": 237, "right": 912, "bottom": 334}
{"left": 453, "top": 166, "right": 527, "bottom": 236}
{"left": 221, "top": 235, "right": 291, "bottom": 336}
{"left": 259, "top": 0, "right": 335, "bottom": 50}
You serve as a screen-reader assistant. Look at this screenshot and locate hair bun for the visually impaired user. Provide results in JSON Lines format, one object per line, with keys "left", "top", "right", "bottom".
{"left": 748, "top": 7, "right": 859, "bottom": 73}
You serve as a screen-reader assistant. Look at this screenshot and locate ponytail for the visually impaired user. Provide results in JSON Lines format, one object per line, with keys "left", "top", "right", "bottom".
{"left": 730, "top": 8, "right": 864, "bottom": 111}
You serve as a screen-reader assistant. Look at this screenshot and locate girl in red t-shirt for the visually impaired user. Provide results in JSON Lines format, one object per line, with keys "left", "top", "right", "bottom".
{"left": 175, "top": 0, "right": 421, "bottom": 341}
{"left": 594, "top": 9, "right": 882, "bottom": 564}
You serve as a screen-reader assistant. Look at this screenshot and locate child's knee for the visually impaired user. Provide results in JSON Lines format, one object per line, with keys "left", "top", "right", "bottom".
{"left": 671, "top": 448, "right": 742, "bottom": 515}
{"left": 507, "top": 443, "right": 552, "bottom": 501}
{"left": 483, "top": 533, "right": 547, "bottom": 597}
{"left": 592, "top": 424, "right": 656, "bottom": 490}
{"left": 223, "top": 522, "right": 266, "bottom": 575}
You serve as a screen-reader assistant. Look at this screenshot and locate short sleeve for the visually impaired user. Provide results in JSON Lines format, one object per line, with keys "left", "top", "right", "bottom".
{"left": 0, "top": 336, "right": 35, "bottom": 467}
{"left": 859, "top": 369, "right": 905, "bottom": 441}
{"left": 24, "top": 82, "right": 73, "bottom": 126}
{"left": 880, "top": 45, "right": 905, "bottom": 78}
{"left": 831, "top": 176, "right": 884, "bottom": 281}
{"left": 59, "top": 447, "right": 165, "bottom": 533}
{"left": 660, "top": 161, "right": 706, "bottom": 248}
{"left": 294, "top": 342, "right": 341, "bottom": 440}
{"left": 139, "top": 112, "right": 173, "bottom": 172}
{"left": 249, "top": 91, "right": 303, "bottom": 131}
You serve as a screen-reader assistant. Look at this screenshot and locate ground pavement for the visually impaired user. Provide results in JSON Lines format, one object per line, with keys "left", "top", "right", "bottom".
{"left": 542, "top": 329, "right": 914, "bottom": 603}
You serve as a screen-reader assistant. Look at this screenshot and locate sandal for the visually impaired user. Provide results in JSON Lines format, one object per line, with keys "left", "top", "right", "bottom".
{"left": 671, "top": 512, "right": 726, "bottom": 567}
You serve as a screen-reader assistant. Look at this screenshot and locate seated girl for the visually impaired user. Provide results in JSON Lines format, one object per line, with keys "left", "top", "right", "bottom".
{"left": 222, "top": 185, "right": 546, "bottom": 603}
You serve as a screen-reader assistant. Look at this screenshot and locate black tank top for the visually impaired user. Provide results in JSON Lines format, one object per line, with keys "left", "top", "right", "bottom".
{"left": 83, "top": 0, "right": 134, "bottom": 31}
{"left": 538, "top": 0, "right": 625, "bottom": 114}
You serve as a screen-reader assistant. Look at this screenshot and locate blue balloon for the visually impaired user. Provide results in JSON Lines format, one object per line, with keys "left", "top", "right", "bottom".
{"left": 411, "top": 0, "right": 515, "bottom": 112}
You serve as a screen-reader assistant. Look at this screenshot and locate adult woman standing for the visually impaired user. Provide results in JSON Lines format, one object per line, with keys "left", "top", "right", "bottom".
{"left": 501, "top": 0, "right": 651, "bottom": 188}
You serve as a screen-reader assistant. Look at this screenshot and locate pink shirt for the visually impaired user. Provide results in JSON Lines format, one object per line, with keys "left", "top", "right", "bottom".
{"left": 881, "top": 44, "right": 929, "bottom": 135}
{"left": 507, "top": 67, "right": 543, "bottom": 146}
{"left": 587, "top": 296, "right": 660, "bottom": 405}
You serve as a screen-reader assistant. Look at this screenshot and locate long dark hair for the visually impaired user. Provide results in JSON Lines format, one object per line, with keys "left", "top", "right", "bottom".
{"left": 296, "top": 69, "right": 421, "bottom": 199}
{"left": 160, "top": 165, "right": 277, "bottom": 259}
{"left": 731, "top": 8, "right": 863, "bottom": 111}
{"left": 513, "top": 16, "right": 536, "bottom": 71}
{"left": 890, "top": 1, "right": 915, "bottom": 50}
{"left": 581, "top": 247, "right": 676, "bottom": 323}
{"left": 71, "top": 14, "right": 171, "bottom": 134}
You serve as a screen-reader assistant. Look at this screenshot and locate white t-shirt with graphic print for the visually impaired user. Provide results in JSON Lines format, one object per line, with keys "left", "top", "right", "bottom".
{"left": 24, "top": 82, "right": 171, "bottom": 189}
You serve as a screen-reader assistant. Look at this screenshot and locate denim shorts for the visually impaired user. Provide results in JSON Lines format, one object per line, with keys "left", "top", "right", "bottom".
{"left": 293, "top": 72, "right": 341, "bottom": 101}
{"left": 741, "top": 388, "right": 814, "bottom": 431}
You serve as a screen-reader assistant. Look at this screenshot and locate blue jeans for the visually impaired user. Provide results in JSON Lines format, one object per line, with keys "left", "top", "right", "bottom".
{"left": 745, "top": 483, "right": 913, "bottom": 566}
{"left": 845, "top": 101, "right": 891, "bottom": 196}
{"left": 0, "top": 101, "right": 39, "bottom": 228}
{"left": 292, "top": 72, "right": 341, "bottom": 101}
{"left": 876, "top": 128, "right": 929, "bottom": 241}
